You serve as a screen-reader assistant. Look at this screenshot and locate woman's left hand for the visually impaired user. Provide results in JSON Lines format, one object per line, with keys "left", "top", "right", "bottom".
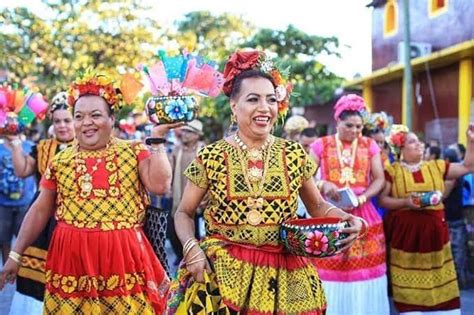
{"left": 151, "top": 122, "right": 186, "bottom": 138}
{"left": 336, "top": 215, "right": 364, "bottom": 253}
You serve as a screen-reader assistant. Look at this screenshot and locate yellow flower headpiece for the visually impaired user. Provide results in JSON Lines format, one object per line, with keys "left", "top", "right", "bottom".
{"left": 67, "top": 69, "right": 122, "bottom": 110}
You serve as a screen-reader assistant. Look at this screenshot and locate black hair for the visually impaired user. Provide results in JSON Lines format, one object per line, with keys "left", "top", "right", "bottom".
{"left": 444, "top": 148, "right": 459, "bottom": 163}
{"left": 429, "top": 146, "right": 441, "bottom": 160}
{"left": 363, "top": 127, "right": 384, "bottom": 137}
{"left": 51, "top": 103, "right": 69, "bottom": 114}
{"left": 338, "top": 110, "right": 363, "bottom": 121}
{"left": 229, "top": 70, "right": 275, "bottom": 100}
{"left": 301, "top": 127, "right": 318, "bottom": 138}
{"left": 458, "top": 143, "right": 466, "bottom": 157}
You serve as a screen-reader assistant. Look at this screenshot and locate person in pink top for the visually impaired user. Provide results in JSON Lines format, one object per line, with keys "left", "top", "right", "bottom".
{"left": 310, "top": 94, "right": 389, "bottom": 315}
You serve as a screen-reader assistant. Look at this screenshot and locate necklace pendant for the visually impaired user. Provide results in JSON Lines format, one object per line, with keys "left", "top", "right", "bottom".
{"left": 247, "top": 149, "right": 262, "bottom": 161}
{"left": 81, "top": 181, "right": 93, "bottom": 193}
{"left": 248, "top": 166, "right": 263, "bottom": 182}
{"left": 247, "top": 197, "right": 264, "bottom": 225}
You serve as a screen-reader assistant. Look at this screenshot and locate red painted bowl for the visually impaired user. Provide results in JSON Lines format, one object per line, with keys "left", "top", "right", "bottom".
{"left": 280, "top": 217, "right": 349, "bottom": 258}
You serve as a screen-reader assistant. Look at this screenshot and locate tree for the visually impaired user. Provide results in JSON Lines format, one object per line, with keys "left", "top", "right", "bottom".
{"left": 1, "top": 0, "right": 162, "bottom": 103}
{"left": 247, "top": 25, "right": 343, "bottom": 107}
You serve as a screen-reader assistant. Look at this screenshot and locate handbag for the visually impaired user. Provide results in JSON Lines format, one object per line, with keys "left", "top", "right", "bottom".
{"left": 144, "top": 205, "right": 170, "bottom": 276}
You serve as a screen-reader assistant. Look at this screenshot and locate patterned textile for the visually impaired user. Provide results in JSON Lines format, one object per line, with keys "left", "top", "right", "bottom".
{"left": 168, "top": 238, "right": 326, "bottom": 315}
{"left": 384, "top": 160, "right": 460, "bottom": 312}
{"left": 40, "top": 138, "right": 169, "bottom": 313}
{"left": 41, "top": 138, "right": 149, "bottom": 231}
{"left": 311, "top": 135, "right": 386, "bottom": 282}
{"left": 167, "top": 138, "right": 326, "bottom": 314}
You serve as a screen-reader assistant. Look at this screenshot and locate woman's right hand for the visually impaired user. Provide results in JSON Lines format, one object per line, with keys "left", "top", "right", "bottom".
{"left": 0, "top": 258, "right": 20, "bottom": 291}
{"left": 185, "top": 245, "right": 212, "bottom": 283}
{"left": 321, "top": 181, "right": 341, "bottom": 202}
{"left": 405, "top": 196, "right": 421, "bottom": 210}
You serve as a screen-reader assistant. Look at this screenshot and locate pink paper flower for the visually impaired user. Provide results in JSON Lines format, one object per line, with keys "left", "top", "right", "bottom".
{"left": 304, "top": 230, "right": 329, "bottom": 255}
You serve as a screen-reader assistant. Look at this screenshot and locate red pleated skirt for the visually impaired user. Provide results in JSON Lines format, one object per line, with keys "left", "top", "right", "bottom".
{"left": 385, "top": 209, "right": 460, "bottom": 312}
{"left": 43, "top": 222, "right": 169, "bottom": 314}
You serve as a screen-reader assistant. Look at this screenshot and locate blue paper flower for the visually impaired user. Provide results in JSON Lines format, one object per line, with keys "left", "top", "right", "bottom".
{"left": 165, "top": 99, "right": 188, "bottom": 121}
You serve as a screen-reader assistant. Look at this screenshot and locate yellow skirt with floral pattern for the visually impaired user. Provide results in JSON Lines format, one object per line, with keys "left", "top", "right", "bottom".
{"left": 166, "top": 237, "right": 326, "bottom": 314}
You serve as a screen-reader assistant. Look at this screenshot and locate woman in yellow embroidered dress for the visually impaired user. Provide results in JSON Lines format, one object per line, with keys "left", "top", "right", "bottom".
{"left": 0, "top": 70, "right": 178, "bottom": 313}
{"left": 9, "top": 92, "right": 75, "bottom": 311}
{"left": 310, "top": 94, "right": 389, "bottom": 315}
{"left": 166, "top": 50, "right": 366, "bottom": 314}
{"left": 379, "top": 125, "right": 474, "bottom": 314}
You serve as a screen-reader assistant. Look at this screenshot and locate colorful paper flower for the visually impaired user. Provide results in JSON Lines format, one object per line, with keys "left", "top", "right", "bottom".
{"left": 304, "top": 230, "right": 329, "bottom": 255}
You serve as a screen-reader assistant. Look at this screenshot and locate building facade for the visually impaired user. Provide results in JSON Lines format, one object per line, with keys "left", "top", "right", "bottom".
{"left": 346, "top": 0, "right": 473, "bottom": 144}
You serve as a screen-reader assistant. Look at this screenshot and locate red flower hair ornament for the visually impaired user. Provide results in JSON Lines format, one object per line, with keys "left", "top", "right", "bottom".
{"left": 388, "top": 124, "right": 410, "bottom": 155}
{"left": 223, "top": 50, "right": 292, "bottom": 120}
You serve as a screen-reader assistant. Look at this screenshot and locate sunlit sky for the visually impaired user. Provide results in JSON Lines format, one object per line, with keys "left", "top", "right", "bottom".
{"left": 2, "top": 0, "right": 373, "bottom": 80}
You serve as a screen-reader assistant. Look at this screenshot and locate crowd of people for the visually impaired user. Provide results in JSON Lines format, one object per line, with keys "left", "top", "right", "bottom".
{"left": 0, "top": 48, "right": 473, "bottom": 315}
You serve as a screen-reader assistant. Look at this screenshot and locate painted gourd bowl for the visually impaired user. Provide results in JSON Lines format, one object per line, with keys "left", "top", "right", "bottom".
{"left": 280, "top": 217, "right": 349, "bottom": 258}
{"left": 0, "top": 113, "right": 24, "bottom": 136}
{"left": 146, "top": 95, "right": 198, "bottom": 125}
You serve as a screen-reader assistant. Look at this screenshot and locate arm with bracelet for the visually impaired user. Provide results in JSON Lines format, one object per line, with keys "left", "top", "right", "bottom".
{"left": 139, "top": 123, "right": 184, "bottom": 195}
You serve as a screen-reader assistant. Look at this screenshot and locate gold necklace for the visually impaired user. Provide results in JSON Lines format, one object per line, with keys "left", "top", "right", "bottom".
{"left": 234, "top": 133, "right": 272, "bottom": 182}
{"left": 335, "top": 133, "right": 358, "bottom": 186}
{"left": 234, "top": 136, "right": 273, "bottom": 226}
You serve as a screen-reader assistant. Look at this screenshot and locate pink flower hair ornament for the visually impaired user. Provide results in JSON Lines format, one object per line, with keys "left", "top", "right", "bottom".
{"left": 333, "top": 94, "right": 368, "bottom": 122}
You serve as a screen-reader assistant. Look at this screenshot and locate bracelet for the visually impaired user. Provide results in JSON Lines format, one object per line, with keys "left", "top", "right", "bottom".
{"left": 149, "top": 144, "right": 166, "bottom": 154}
{"left": 182, "top": 238, "right": 199, "bottom": 258}
{"left": 9, "top": 251, "right": 22, "bottom": 264}
{"left": 357, "top": 217, "right": 369, "bottom": 239}
{"left": 145, "top": 137, "right": 166, "bottom": 145}
{"left": 185, "top": 248, "right": 204, "bottom": 262}
{"left": 323, "top": 204, "right": 338, "bottom": 217}
{"left": 357, "top": 195, "right": 367, "bottom": 206}
{"left": 186, "top": 257, "right": 207, "bottom": 266}
{"left": 11, "top": 139, "right": 22, "bottom": 147}
{"left": 316, "top": 180, "right": 325, "bottom": 191}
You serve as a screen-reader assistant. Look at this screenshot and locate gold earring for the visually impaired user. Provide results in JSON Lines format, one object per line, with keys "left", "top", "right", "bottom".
{"left": 231, "top": 114, "right": 237, "bottom": 124}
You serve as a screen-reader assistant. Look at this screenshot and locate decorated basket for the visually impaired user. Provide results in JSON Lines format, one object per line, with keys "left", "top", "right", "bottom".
{"left": 146, "top": 95, "right": 198, "bottom": 125}
{"left": 280, "top": 217, "right": 349, "bottom": 258}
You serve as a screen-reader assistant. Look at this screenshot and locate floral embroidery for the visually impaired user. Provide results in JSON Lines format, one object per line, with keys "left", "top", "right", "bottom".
{"left": 61, "top": 276, "right": 78, "bottom": 294}
{"left": 47, "top": 273, "right": 145, "bottom": 294}
{"left": 125, "top": 273, "right": 137, "bottom": 290}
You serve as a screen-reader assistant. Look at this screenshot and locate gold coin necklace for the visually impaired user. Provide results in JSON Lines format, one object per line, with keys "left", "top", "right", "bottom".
{"left": 234, "top": 133, "right": 273, "bottom": 225}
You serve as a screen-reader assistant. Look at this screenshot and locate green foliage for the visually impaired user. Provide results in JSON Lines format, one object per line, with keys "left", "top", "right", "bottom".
{"left": 1, "top": 7, "right": 342, "bottom": 135}
{"left": 1, "top": 0, "right": 161, "bottom": 99}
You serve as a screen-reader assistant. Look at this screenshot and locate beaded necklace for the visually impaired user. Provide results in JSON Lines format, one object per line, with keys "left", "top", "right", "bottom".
{"left": 335, "top": 133, "right": 358, "bottom": 186}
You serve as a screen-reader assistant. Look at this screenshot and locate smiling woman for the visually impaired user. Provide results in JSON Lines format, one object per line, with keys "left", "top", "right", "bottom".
{"left": 168, "top": 50, "right": 366, "bottom": 314}
{"left": 0, "top": 69, "right": 182, "bottom": 314}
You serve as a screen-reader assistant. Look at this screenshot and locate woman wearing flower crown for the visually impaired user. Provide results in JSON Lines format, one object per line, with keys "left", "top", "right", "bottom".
{"left": 379, "top": 124, "right": 474, "bottom": 314}
{"left": 166, "top": 50, "right": 366, "bottom": 314}
{"left": 0, "top": 70, "right": 179, "bottom": 313}
{"left": 7, "top": 91, "right": 75, "bottom": 312}
{"left": 310, "top": 95, "right": 389, "bottom": 315}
